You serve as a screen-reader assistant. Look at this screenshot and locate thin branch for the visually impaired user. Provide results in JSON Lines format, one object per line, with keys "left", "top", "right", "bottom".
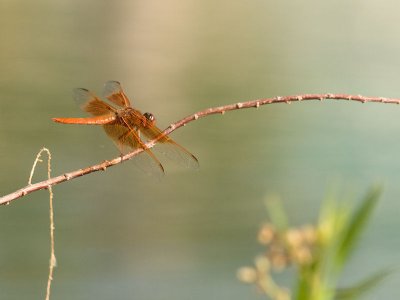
{"left": 1, "top": 93, "right": 400, "bottom": 205}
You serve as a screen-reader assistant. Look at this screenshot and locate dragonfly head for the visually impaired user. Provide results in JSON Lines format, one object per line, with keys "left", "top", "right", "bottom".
{"left": 143, "top": 112, "right": 156, "bottom": 127}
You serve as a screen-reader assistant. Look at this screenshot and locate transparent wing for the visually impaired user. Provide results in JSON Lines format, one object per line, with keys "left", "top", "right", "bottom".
{"left": 141, "top": 125, "right": 199, "bottom": 169}
{"left": 103, "top": 123, "right": 165, "bottom": 178}
{"left": 130, "top": 151, "right": 165, "bottom": 180}
{"left": 73, "top": 88, "right": 116, "bottom": 116}
{"left": 103, "top": 80, "right": 131, "bottom": 107}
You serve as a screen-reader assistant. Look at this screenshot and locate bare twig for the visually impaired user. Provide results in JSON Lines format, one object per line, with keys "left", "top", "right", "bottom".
{"left": 28, "top": 148, "right": 57, "bottom": 300}
{"left": 1, "top": 93, "right": 400, "bottom": 205}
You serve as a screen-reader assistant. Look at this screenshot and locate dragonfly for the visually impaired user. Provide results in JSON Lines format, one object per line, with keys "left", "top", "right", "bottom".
{"left": 52, "top": 81, "right": 199, "bottom": 177}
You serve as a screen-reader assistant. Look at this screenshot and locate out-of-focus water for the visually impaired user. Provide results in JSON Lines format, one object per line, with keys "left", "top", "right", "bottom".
{"left": 1, "top": 1, "right": 400, "bottom": 299}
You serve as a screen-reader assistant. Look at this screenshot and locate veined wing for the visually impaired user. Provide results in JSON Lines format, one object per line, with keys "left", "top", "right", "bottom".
{"left": 103, "top": 80, "right": 131, "bottom": 107}
{"left": 52, "top": 88, "right": 117, "bottom": 124}
{"left": 74, "top": 88, "right": 116, "bottom": 116}
{"left": 141, "top": 124, "right": 199, "bottom": 169}
{"left": 103, "top": 122, "right": 165, "bottom": 178}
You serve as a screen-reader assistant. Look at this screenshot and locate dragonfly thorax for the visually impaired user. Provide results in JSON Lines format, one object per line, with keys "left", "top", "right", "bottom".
{"left": 117, "top": 108, "right": 156, "bottom": 128}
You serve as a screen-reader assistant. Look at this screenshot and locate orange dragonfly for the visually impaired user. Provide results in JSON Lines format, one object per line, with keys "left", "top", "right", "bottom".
{"left": 52, "top": 81, "right": 199, "bottom": 177}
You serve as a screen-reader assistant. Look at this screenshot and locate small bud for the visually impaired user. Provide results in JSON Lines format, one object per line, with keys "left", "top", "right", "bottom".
{"left": 292, "top": 246, "right": 312, "bottom": 265}
{"left": 285, "top": 229, "right": 303, "bottom": 248}
{"left": 254, "top": 256, "right": 270, "bottom": 272}
{"left": 237, "top": 267, "right": 257, "bottom": 283}
{"left": 258, "top": 224, "right": 275, "bottom": 245}
{"left": 269, "top": 253, "right": 288, "bottom": 271}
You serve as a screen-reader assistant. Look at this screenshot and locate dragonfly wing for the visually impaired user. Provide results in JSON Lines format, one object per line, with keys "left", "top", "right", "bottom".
{"left": 130, "top": 150, "right": 165, "bottom": 180}
{"left": 141, "top": 125, "right": 199, "bottom": 169}
{"left": 155, "top": 141, "right": 199, "bottom": 170}
{"left": 103, "top": 123, "right": 165, "bottom": 178}
{"left": 74, "top": 88, "right": 116, "bottom": 116}
{"left": 103, "top": 81, "right": 131, "bottom": 107}
{"left": 103, "top": 123, "right": 136, "bottom": 151}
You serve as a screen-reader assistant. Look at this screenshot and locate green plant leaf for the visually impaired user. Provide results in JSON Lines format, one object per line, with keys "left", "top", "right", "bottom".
{"left": 335, "top": 268, "right": 393, "bottom": 300}
{"left": 336, "top": 186, "right": 381, "bottom": 266}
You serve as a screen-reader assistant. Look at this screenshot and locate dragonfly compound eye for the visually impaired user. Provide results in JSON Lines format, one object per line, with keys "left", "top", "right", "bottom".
{"left": 144, "top": 112, "right": 155, "bottom": 122}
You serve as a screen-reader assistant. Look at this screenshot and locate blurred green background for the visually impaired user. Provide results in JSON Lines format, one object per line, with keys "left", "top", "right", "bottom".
{"left": 1, "top": 1, "right": 400, "bottom": 299}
